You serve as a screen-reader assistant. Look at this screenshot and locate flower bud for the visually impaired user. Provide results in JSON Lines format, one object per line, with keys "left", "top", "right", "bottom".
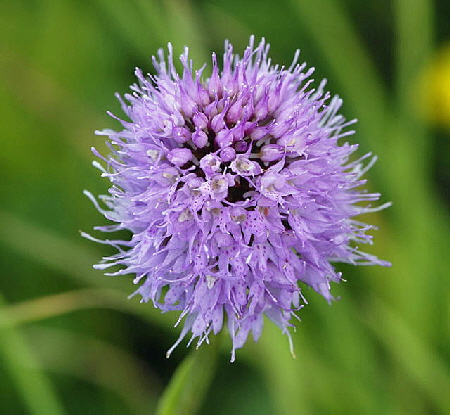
{"left": 234, "top": 140, "right": 249, "bottom": 153}
{"left": 192, "top": 129, "right": 208, "bottom": 148}
{"left": 167, "top": 148, "right": 192, "bottom": 166}
{"left": 254, "top": 94, "right": 269, "bottom": 120}
{"left": 227, "top": 99, "right": 243, "bottom": 124}
{"left": 220, "top": 146, "right": 236, "bottom": 162}
{"left": 215, "top": 129, "right": 233, "bottom": 148}
{"left": 179, "top": 91, "right": 197, "bottom": 118}
{"left": 260, "top": 144, "right": 284, "bottom": 162}
{"left": 208, "top": 54, "right": 221, "bottom": 96}
{"left": 269, "top": 121, "right": 290, "bottom": 138}
{"left": 250, "top": 126, "right": 268, "bottom": 141}
{"left": 193, "top": 112, "right": 208, "bottom": 130}
{"left": 211, "top": 112, "right": 226, "bottom": 132}
{"left": 172, "top": 127, "right": 191, "bottom": 144}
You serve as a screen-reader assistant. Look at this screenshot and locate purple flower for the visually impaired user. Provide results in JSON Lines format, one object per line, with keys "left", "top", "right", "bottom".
{"left": 84, "top": 37, "right": 390, "bottom": 362}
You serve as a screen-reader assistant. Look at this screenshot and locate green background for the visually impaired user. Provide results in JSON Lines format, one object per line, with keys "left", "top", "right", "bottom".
{"left": 1, "top": 0, "right": 449, "bottom": 414}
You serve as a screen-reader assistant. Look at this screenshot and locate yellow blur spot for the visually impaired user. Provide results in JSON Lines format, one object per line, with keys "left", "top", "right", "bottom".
{"left": 420, "top": 43, "right": 450, "bottom": 128}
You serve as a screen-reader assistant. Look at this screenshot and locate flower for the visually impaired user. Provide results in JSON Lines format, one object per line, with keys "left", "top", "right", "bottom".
{"left": 84, "top": 37, "right": 390, "bottom": 362}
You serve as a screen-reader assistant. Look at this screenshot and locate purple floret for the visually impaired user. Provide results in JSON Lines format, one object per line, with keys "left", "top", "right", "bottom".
{"left": 85, "top": 37, "right": 390, "bottom": 361}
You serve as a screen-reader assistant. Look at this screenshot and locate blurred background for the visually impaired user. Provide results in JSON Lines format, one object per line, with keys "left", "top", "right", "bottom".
{"left": 1, "top": 0, "right": 450, "bottom": 414}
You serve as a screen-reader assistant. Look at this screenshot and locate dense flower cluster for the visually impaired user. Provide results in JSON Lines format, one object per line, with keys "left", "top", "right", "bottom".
{"left": 85, "top": 37, "right": 390, "bottom": 361}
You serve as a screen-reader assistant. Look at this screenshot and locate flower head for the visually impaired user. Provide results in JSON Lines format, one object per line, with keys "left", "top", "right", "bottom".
{"left": 85, "top": 37, "right": 390, "bottom": 361}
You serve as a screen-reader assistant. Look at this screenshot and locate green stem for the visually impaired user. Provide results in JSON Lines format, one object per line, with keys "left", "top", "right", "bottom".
{"left": 156, "top": 337, "right": 220, "bottom": 415}
{"left": 0, "top": 294, "right": 66, "bottom": 415}
{"left": 394, "top": 0, "right": 434, "bottom": 173}
{"left": 392, "top": 0, "right": 446, "bottom": 339}
{"left": 366, "top": 295, "right": 450, "bottom": 414}
{"left": 287, "top": 0, "right": 389, "bottom": 153}
{"left": 395, "top": 0, "right": 434, "bottom": 122}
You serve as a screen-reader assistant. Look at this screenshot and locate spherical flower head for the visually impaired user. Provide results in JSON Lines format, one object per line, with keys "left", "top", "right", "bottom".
{"left": 85, "top": 37, "right": 391, "bottom": 362}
